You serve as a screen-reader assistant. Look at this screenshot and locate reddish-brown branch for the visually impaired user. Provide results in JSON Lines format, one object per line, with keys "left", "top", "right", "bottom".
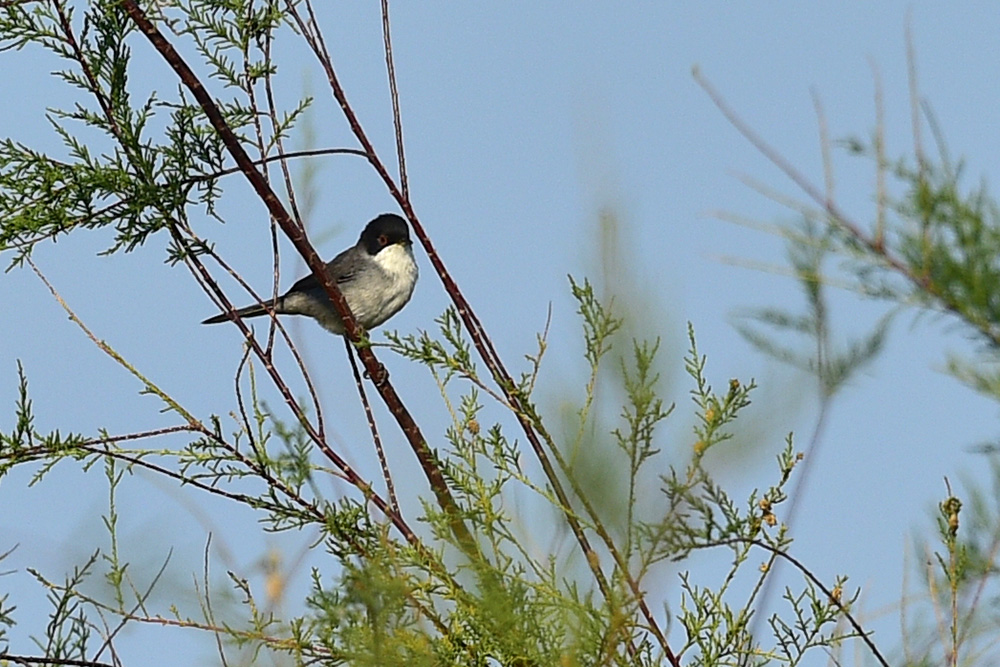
{"left": 345, "top": 337, "right": 400, "bottom": 515}
{"left": 119, "top": 0, "right": 475, "bottom": 553}
{"left": 380, "top": 0, "right": 408, "bottom": 199}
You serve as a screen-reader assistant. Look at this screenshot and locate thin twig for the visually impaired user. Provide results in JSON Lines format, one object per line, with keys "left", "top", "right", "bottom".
{"left": 925, "top": 543, "right": 950, "bottom": 662}
{"left": 811, "top": 89, "right": 834, "bottom": 207}
{"left": 188, "top": 148, "right": 366, "bottom": 182}
{"left": 901, "top": 545, "right": 915, "bottom": 665}
{"left": 707, "top": 537, "right": 890, "bottom": 667}
{"left": 239, "top": 2, "right": 282, "bottom": 358}
{"left": 27, "top": 257, "right": 200, "bottom": 425}
{"left": 905, "top": 12, "right": 925, "bottom": 174}
{"left": 345, "top": 337, "right": 400, "bottom": 515}
{"left": 868, "top": 58, "right": 887, "bottom": 249}
{"left": 202, "top": 535, "right": 230, "bottom": 667}
{"left": 380, "top": 0, "right": 408, "bottom": 198}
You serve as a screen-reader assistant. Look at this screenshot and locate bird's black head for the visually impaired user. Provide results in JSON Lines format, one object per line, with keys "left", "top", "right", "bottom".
{"left": 359, "top": 213, "right": 412, "bottom": 256}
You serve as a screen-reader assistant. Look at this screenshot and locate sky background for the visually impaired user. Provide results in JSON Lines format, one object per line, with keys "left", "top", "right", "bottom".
{"left": 3, "top": 3, "right": 1000, "bottom": 665}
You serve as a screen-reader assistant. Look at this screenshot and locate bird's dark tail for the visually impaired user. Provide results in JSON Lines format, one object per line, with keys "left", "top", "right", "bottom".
{"left": 201, "top": 302, "right": 274, "bottom": 325}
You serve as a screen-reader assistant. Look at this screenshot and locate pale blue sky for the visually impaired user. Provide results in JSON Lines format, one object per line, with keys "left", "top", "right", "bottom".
{"left": 2, "top": 3, "right": 999, "bottom": 664}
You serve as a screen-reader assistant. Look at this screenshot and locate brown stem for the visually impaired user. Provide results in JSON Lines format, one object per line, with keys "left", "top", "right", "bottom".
{"left": 239, "top": 5, "right": 283, "bottom": 359}
{"left": 345, "top": 337, "right": 400, "bottom": 515}
{"left": 119, "top": 0, "right": 476, "bottom": 554}
{"left": 380, "top": 0, "right": 407, "bottom": 199}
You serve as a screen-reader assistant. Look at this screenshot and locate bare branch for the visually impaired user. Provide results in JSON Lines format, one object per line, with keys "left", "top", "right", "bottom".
{"left": 380, "top": 0, "right": 408, "bottom": 198}
{"left": 119, "top": 0, "right": 474, "bottom": 554}
{"left": 345, "top": 337, "right": 399, "bottom": 516}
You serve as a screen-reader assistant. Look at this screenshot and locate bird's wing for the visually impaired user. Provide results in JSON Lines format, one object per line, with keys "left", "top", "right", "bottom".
{"left": 284, "top": 247, "right": 362, "bottom": 296}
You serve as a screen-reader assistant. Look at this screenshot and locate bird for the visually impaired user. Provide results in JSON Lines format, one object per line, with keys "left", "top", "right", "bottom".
{"left": 202, "top": 213, "right": 418, "bottom": 335}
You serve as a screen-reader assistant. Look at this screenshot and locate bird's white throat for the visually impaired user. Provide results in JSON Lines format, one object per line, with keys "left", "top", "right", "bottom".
{"left": 375, "top": 243, "right": 419, "bottom": 289}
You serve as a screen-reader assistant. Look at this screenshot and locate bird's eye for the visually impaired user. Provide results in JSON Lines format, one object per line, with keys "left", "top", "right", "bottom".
{"left": 378, "top": 234, "right": 389, "bottom": 246}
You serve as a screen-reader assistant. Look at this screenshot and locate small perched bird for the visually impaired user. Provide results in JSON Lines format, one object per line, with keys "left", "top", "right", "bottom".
{"left": 202, "top": 213, "right": 418, "bottom": 334}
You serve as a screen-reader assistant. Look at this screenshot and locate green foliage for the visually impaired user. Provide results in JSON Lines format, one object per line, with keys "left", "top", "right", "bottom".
{"left": 0, "top": 0, "right": 302, "bottom": 265}
{"left": 0, "top": 546, "right": 16, "bottom": 652}
{"left": 894, "top": 469, "right": 1000, "bottom": 666}
{"left": 735, "top": 217, "right": 892, "bottom": 398}
{"left": 5, "top": 3, "right": 970, "bottom": 667}
{"left": 30, "top": 552, "right": 100, "bottom": 662}
{"left": 0, "top": 273, "right": 856, "bottom": 665}
{"left": 894, "top": 164, "right": 1000, "bottom": 342}
{"left": 704, "top": 63, "right": 1000, "bottom": 663}
{"left": 832, "top": 138, "right": 1000, "bottom": 397}
{"left": 0, "top": 361, "right": 88, "bottom": 483}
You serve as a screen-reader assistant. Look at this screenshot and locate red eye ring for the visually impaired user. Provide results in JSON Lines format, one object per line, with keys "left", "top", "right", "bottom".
{"left": 378, "top": 234, "right": 389, "bottom": 246}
